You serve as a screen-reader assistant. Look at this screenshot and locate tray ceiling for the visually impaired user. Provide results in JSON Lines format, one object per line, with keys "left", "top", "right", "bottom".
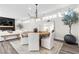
{"left": 0, "top": 4, "right": 78, "bottom": 19}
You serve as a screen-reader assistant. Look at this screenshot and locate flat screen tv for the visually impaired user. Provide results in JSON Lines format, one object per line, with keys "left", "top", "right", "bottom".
{"left": 0, "top": 17, "right": 15, "bottom": 31}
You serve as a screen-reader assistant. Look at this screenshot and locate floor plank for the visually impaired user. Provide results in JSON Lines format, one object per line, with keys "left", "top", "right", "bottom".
{"left": 0, "top": 41, "right": 18, "bottom": 54}
{"left": 59, "top": 43, "right": 79, "bottom": 54}
{"left": 0, "top": 39, "right": 79, "bottom": 54}
{"left": 0, "top": 42, "right": 6, "bottom": 54}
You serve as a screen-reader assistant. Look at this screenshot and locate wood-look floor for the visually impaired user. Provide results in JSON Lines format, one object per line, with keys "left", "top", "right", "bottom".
{"left": 0, "top": 41, "right": 18, "bottom": 54}
{"left": 0, "top": 40, "right": 79, "bottom": 54}
{"left": 59, "top": 43, "right": 79, "bottom": 54}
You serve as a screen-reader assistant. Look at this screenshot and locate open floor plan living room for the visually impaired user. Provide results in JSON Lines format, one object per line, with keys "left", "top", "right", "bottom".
{"left": 0, "top": 4, "right": 79, "bottom": 54}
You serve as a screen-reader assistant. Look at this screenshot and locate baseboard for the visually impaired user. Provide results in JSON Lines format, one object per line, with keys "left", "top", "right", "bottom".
{"left": 54, "top": 39, "right": 78, "bottom": 45}
{"left": 54, "top": 39, "right": 64, "bottom": 42}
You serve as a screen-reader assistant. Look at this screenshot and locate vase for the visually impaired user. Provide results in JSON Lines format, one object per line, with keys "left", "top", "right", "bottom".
{"left": 64, "top": 34, "right": 76, "bottom": 44}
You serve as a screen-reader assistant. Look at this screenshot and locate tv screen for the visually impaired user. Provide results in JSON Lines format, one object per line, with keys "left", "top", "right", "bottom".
{"left": 0, "top": 17, "right": 15, "bottom": 31}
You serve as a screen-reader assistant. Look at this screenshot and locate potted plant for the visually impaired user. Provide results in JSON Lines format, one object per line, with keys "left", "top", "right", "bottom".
{"left": 17, "top": 23, "right": 23, "bottom": 30}
{"left": 62, "top": 8, "right": 79, "bottom": 44}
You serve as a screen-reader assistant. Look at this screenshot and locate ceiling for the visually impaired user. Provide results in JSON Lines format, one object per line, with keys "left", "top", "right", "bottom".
{"left": 0, "top": 4, "right": 78, "bottom": 19}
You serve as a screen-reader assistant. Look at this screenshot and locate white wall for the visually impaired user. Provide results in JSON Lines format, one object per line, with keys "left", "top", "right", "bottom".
{"left": 15, "top": 17, "right": 79, "bottom": 43}
{"left": 53, "top": 17, "right": 79, "bottom": 43}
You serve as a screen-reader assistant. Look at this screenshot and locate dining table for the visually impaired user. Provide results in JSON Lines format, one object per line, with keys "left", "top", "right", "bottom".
{"left": 22, "top": 31, "right": 50, "bottom": 37}
{"left": 22, "top": 31, "right": 50, "bottom": 46}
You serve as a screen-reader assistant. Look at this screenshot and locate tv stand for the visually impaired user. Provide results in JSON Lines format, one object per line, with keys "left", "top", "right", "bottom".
{"left": 0, "top": 26, "right": 15, "bottom": 31}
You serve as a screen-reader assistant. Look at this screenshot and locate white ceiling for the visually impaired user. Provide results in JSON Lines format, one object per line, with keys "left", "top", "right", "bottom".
{"left": 0, "top": 4, "right": 78, "bottom": 19}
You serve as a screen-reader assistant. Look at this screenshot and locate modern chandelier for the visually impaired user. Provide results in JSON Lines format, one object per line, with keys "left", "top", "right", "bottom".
{"left": 35, "top": 4, "right": 38, "bottom": 18}
{"left": 27, "top": 4, "right": 39, "bottom": 19}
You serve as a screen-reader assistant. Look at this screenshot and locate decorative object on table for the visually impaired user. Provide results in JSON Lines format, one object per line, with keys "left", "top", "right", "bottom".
{"left": 47, "top": 20, "right": 50, "bottom": 22}
{"left": 33, "top": 28, "right": 38, "bottom": 32}
{"left": 62, "top": 8, "right": 79, "bottom": 44}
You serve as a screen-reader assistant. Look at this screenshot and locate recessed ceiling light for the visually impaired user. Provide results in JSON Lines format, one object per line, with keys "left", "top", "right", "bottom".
{"left": 58, "top": 12, "right": 63, "bottom": 17}
{"left": 23, "top": 20, "right": 30, "bottom": 23}
{"left": 28, "top": 7, "right": 31, "bottom": 10}
{"left": 52, "top": 14, "right": 57, "bottom": 18}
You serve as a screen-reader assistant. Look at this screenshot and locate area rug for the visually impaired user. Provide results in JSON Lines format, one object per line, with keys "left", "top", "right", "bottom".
{"left": 10, "top": 40, "right": 63, "bottom": 54}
